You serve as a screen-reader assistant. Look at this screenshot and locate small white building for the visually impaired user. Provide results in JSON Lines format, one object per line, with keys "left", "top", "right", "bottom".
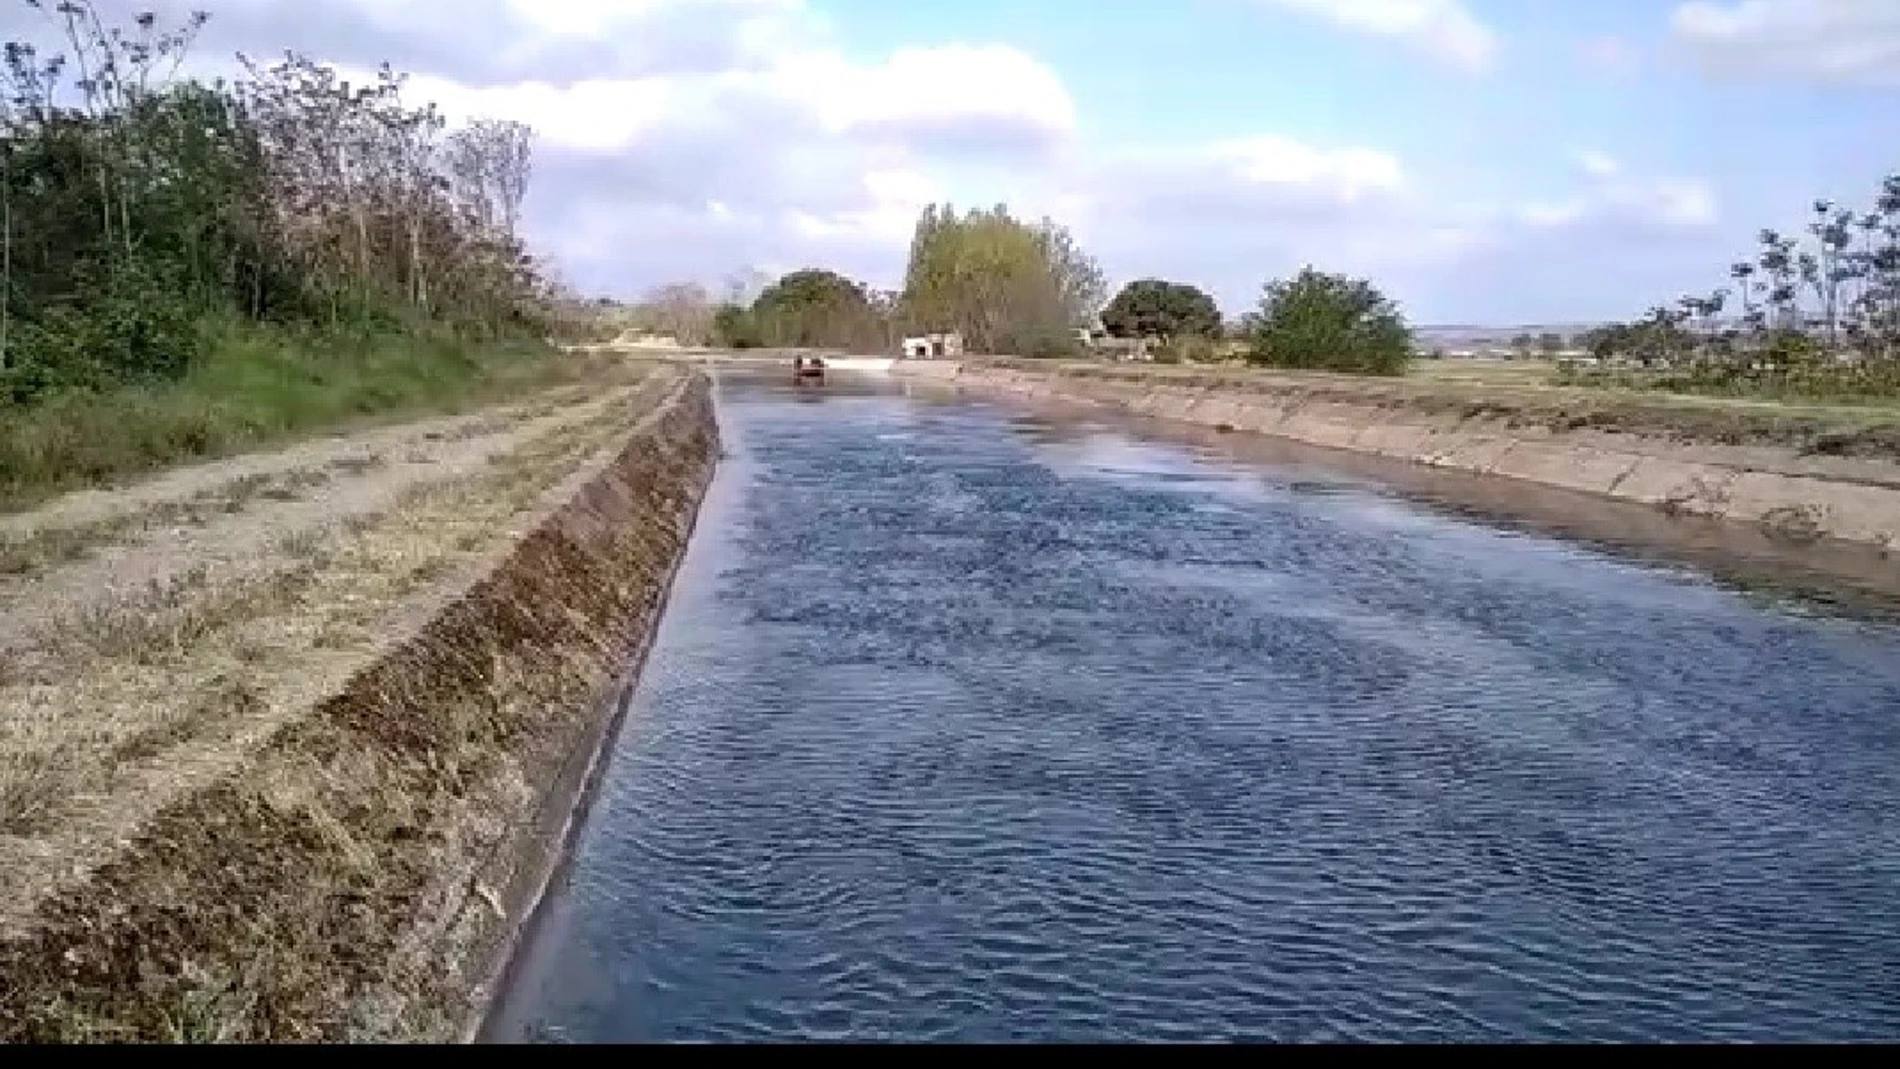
{"left": 901, "top": 332, "right": 965, "bottom": 359}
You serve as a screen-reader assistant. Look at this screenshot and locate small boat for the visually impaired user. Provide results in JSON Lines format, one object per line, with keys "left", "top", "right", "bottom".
{"left": 792, "top": 356, "right": 826, "bottom": 384}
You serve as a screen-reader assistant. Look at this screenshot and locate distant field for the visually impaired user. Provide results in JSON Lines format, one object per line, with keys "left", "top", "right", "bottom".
{"left": 1410, "top": 357, "right": 1565, "bottom": 387}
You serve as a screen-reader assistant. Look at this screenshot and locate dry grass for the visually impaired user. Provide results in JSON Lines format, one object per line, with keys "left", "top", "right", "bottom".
{"left": 0, "top": 465, "right": 337, "bottom": 580}
{"left": 0, "top": 517, "right": 136, "bottom": 577}
{"left": 0, "top": 364, "right": 716, "bottom": 1042}
{"left": 0, "top": 362, "right": 677, "bottom": 954}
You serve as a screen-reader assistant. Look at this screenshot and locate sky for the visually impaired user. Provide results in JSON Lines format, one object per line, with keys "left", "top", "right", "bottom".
{"left": 4, "top": 0, "right": 1898, "bottom": 325}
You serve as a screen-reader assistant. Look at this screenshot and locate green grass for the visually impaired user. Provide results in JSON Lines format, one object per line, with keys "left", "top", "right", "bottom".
{"left": 0, "top": 318, "right": 586, "bottom": 513}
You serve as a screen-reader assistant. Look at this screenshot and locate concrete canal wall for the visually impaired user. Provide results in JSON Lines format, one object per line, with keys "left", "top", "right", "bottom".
{"left": 897, "top": 360, "right": 1900, "bottom": 553}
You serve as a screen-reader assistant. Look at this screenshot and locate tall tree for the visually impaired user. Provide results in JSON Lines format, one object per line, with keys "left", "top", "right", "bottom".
{"left": 899, "top": 203, "right": 1100, "bottom": 356}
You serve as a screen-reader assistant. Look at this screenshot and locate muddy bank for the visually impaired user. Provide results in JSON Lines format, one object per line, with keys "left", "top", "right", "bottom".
{"left": 0, "top": 373, "right": 719, "bottom": 1042}
{"left": 898, "top": 361, "right": 1900, "bottom": 553}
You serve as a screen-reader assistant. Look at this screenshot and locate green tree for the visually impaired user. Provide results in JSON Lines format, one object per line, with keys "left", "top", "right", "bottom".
{"left": 0, "top": 2, "right": 558, "bottom": 404}
{"left": 711, "top": 302, "right": 760, "bottom": 348}
{"left": 900, "top": 202, "right": 1100, "bottom": 356}
{"left": 751, "top": 268, "right": 884, "bottom": 349}
{"left": 1245, "top": 267, "right": 1413, "bottom": 376}
{"left": 1100, "top": 279, "right": 1222, "bottom": 341}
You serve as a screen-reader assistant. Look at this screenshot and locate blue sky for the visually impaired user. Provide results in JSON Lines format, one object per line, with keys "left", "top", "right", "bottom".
{"left": 793, "top": 0, "right": 1898, "bottom": 324}
{"left": 6, "top": 1, "right": 1895, "bottom": 325}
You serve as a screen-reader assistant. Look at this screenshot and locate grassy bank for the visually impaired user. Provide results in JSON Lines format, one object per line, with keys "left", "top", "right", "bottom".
{"left": 0, "top": 321, "right": 592, "bottom": 513}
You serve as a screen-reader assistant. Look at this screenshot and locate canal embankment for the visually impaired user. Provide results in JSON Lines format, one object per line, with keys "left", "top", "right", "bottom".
{"left": 0, "top": 363, "right": 718, "bottom": 1042}
{"left": 896, "top": 359, "right": 1900, "bottom": 552}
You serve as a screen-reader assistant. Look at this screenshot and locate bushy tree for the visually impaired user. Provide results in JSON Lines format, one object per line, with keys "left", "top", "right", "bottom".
{"left": 1245, "top": 267, "right": 1413, "bottom": 376}
{"left": 1100, "top": 279, "right": 1222, "bottom": 342}
{"left": 750, "top": 268, "right": 885, "bottom": 350}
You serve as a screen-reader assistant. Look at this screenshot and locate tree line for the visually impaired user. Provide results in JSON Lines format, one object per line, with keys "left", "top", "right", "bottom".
{"left": 612, "top": 203, "right": 1415, "bottom": 376}
{"left": 1570, "top": 173, "right": 1900, "bottom": 398}
{"left": 0, "top": 1, "right": 551, "bottom": 405}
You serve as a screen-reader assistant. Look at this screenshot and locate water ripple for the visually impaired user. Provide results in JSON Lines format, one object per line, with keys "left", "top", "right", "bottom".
{"left": 490, "top": 382, "right": 1900, "bottom": 1043}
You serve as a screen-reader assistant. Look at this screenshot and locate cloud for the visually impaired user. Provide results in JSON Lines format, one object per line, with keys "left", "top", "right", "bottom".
{"left": 1672, "top": 0, "right": 1900, "bottom": 85}
{"left": 1571, "top": 149, "right": 1621, "bottom": 179}
{"left": 1516, "top": 150, "right": 1716, "bottom": 232}
{"left": 1066, "top": 137, "right": 1719, "bottom": 322}
{"left": 0, "top": 0, "right": 1730, "bottom": 323}
{"left": 1255, "top": 0, "right": 1499, "bottom": 73}
{"left": 2, "top": 0, "right": 1068, "bottom": 298}
{"left": 0, "top": 0, "right": 804, "bottom": 87}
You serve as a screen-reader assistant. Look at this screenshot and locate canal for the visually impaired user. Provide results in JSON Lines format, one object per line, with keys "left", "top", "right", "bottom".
{"left": 485, "top": 370, "right": 1900, "bottom": 1042}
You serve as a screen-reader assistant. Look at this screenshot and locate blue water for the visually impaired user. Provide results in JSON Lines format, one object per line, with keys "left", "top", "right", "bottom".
{"left": 486, "top": 374, "right": 1900, "bottom": 1042}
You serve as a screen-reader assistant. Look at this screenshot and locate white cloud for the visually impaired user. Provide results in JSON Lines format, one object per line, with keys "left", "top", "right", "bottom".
{"left": 1672, "top": 0, "right": 1900, "bottom": 84}
{"left": 0, "top": 0, "right": 1736, "bottom": 323}
{"left": 772, "top": 43, "right": 1076, "bottom": 148}
{"left": 1572, "top": 148, "right": 1621, "bottom": 179}
{"left": 1256, "top": 0, "right": 1499, "bottom": 72}
{"left": 1517, "top": 159, "right": 1717, "bottom": 232}
{"left": 1212, "top": 137, "right": 1408, "bottom": 198}
{"left": 787, "top": 167, "right": 947, "bottom": 245}
{"left": 1067, "top": 136, "right": 1717, "bottom": 320}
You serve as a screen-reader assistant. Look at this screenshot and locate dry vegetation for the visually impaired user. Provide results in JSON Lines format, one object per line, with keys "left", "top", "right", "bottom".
{"left": 0, "top": 356, "right": 702, "bottom": 1040}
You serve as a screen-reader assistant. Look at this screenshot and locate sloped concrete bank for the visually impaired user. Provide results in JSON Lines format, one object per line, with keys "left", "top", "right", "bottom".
{"left": 898, "top": 361, "right": 1900, "bottom": 552}
{"left": 0, "top": 373, "right": 719, "bottom": 1042}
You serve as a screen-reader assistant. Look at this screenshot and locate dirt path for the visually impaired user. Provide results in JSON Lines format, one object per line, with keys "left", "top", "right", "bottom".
{"left": 0, "top": 358, "right": 682, "bottom": 935}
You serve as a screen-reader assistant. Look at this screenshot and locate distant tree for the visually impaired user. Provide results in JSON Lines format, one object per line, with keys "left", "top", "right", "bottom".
{"left": 751, "top": 268, "right": 883, "bottom": 349}
{"left": 1245, "top": 267, "right": 1413, "bottom": 376}
{"left": 633, "top": 281, "right": 714, "bottom": 346}
{"left": 721, "top": 265, "right": 773, "bottom": 308}
{"left": 1537, "top": 331, "right": 1566, "bottom": 357}
{"left": 712, "top": 302, "right": 760, "bottom": 348}
{"left": 1100, "top": 279, "right": 1222, "bottom": 342}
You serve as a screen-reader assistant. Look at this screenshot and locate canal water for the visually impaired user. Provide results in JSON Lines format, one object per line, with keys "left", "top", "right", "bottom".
{"left": 486, "top": 371, "right": 1900, "bottom": 1042}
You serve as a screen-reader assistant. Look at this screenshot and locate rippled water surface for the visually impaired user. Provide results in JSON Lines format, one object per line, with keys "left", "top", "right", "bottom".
{"left": 488, "top": 373, "right": 1900, "bottom": 1042}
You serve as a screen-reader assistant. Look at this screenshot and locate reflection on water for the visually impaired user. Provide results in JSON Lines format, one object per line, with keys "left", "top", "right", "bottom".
{"left": 486, "top": 370, "right": 1900, "bottom": 1042}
